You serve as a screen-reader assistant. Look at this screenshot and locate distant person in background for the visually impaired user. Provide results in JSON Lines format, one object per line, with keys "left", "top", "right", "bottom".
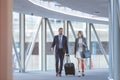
{"left": 74, "top": 31, "right": 87, "bottom": 77}
{"left": 50, "top": 28, "right": 69, "bottom": 77}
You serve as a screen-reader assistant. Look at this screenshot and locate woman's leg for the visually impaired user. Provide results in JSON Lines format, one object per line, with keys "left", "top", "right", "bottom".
{"left": 81, "top": 59, "right": 85, "bottom": 76}
{"left": 77, "top": 58, "right": 81, "bottom": 76}
{"left": 77, "top": 58, "right": 80, "bottom": 71}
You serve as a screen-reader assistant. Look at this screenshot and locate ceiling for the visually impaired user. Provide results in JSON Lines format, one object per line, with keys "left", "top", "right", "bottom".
{"left": 55, "top": 0, "right": 109, "bottom": 18}
{"left": 13, "top": 0, "right": 109, "bottom": 24}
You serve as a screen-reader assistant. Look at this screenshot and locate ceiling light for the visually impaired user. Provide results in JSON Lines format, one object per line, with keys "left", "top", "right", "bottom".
{"left": 95, "top": 11, "right": 100, "bottom": 14}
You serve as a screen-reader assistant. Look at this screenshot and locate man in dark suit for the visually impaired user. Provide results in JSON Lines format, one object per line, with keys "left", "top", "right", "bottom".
{"left": 51, "top": 28, "right": 69, "bottom": 77}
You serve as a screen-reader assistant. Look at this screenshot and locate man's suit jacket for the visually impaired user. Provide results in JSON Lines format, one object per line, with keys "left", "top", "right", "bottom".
{"left": 51, "top": 35, "right": 68, "bottom": 54}
{"left": 74, "top": 37, "right": 87, "bottom": 55}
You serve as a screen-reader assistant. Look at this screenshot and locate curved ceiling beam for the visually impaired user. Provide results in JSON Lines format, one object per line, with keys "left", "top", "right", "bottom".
{"left": 13, "top": 0, "right": 108, "bottom": 24}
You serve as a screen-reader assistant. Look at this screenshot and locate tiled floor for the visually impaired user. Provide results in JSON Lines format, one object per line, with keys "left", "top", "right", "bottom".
{"left": 14, "top": 69, "right": 108, "bottom": 80}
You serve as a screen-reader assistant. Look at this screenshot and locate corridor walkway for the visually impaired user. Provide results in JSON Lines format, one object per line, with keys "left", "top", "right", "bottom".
{"left": 14, "top": 69, "right": 108, "bottom": 80}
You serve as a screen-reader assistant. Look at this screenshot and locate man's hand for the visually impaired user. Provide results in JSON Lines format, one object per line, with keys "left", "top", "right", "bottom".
{"left": 66, "top": 54, "right": 69, "bottom": 57}
{"left": 50, "top": 47, "right": 54, "bottom": 52}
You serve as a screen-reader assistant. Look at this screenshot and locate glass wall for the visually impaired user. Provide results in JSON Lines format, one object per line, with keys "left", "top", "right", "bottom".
{"left": 13, "top": 12, "right": 42, "bottom": 71}
{"left": 13, "top": 12, "right": 109, "bottom": 72}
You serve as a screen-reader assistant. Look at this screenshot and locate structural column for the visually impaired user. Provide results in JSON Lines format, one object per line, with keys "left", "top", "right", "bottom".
{"left": 20, "top": 13, "right": 25, "bottom": 72}
{"left": 41, "top": 18, "right": 47, "bottom": 71}
{"left": 63, "top": 20, "right": 69, "bottom": 55}
{"left": 110, "top": 0, "right": 120, "bottom": 80}
{"left": 39, "top": 22, "right": 42, "bottom": 70}
{"left": 63, "top": 20, "right": 69, "bottom": 37}
{"left": 86, "top": 23, "right": 91, "bottom": 69}
{"left": 0, "top": 0, "right": 13, "bottom": 80}
{"left": 86, "top": 23, "right": 91, "bottom": 51}
{"left": 109, "top": 0, "right": 114, "bottom": 79}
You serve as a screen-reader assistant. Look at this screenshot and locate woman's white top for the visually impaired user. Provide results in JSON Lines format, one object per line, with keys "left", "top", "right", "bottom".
{"left": 76, "top": 38, "right": 83, "bottom": 59}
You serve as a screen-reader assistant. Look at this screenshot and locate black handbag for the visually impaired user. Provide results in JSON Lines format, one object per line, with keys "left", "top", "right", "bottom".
{"left": 84, "top": 47, "right": 91, "bottom": 58}
{"left": 80, "top": 52, "right": 85, "bottom": 58}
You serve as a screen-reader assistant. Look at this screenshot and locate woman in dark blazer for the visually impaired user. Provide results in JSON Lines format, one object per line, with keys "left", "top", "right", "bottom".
{"left": 74, "top": 31, "right": 87, "bottom": 77}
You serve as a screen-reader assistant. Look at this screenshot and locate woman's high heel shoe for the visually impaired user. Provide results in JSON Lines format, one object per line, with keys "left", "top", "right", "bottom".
{"left": 82, "top": 72, "right": 85, "bottom": 76}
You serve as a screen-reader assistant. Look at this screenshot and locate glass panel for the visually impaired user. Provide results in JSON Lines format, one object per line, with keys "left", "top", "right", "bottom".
{"left": 68, "top": 24, "right": 75, "bottom": 42}
{"left": 49, "top": 18, "right": 63, "bottom": 35}
{"left": 71, "top": 21, "right": 86, "bottom": 39}
{"left": 93, "top": 24, "right": 109, "bottom": 54}
{"left": 91, "top": 24, "right": 109, "bottom": 55}
{"left": 46, "top": 23, "right": 53, "bottom": 42}
{"left": 91, "top": 24, "right": 109, "bottom": 69}
{"left": 91, "top": 27, "right": 98, "bottom": 55}
{"left": 13, "top": 12, "right": 20, "bottom": 71}
{"left": 25, "top": 14, "right": 41, "bottom": 71}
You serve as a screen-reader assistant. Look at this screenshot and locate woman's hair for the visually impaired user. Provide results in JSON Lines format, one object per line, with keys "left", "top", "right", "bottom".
{"left": 77, "top": 31, "right": 84, "bottom": 38}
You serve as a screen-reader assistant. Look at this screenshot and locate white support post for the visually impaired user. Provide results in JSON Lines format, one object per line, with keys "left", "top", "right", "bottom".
{"left": 108, "top": 0, "right": 114, "bottom": 80}
{"left": 63, "top": 20, "right": 69, "bottom": 38}
{"left": 110, "top": 0, "right": 120, "bottom": 80}
{"left": 41, "top": 18, "right": 47, "bottom": 71}
{"left": 86, "top": 23, "right": 91, "bottom": 69}
{"left": 20, "top": 13, "right": 25, "bottom": 72}
{"left": 39, "top": 23, "right": 42, "bottom": 70}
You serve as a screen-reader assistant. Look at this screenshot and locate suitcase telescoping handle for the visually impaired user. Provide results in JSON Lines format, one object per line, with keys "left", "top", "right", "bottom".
{"left": 66, "top": 55, "right": 71, "bottom": 63}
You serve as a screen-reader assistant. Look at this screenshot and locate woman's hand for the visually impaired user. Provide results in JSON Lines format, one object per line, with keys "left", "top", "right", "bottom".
{"left": 50, "top": 47, "right": 54, "bottom": 53}
{"left": 82, "top": 42, "right": 86, "bottom": 46}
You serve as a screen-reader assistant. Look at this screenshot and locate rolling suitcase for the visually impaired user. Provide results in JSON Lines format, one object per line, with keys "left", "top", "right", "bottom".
{"left": 64, "top": 56, "right": 75, "bottom": 76}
